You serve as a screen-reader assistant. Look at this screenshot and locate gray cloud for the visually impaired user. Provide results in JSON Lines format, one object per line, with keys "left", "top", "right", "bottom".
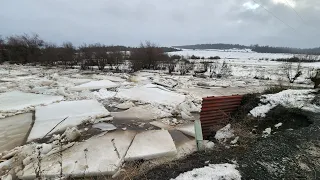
{"left": 0, "top": 0, "right": 319, "bottom": 48}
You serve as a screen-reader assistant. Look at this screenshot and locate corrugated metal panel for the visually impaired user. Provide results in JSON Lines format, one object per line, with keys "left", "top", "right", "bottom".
{"left": 200, "top": 95, "right": 243, "bottom": 138}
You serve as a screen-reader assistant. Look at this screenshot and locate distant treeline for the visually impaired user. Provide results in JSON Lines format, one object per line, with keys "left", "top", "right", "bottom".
{"left": 0, "top": 34, "right": 186, "bottom": 73}
{"left": 174, "top": 44, "right": 320, "bottom": 55}
{"left": 174, "top": 43, "right": 248, "bottom": 50}
{"left": 251, "top": 45, "right": 320, "bottom": 55}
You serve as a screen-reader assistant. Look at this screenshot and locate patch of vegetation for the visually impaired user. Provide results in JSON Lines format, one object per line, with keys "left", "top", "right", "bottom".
{"left": 190, "top": 55, "right": 201, "bottom": 59}
{"left": 208, "top": 56, "right": 221, "bottom": 60}
{"left": 170, "top": 55, "right": 181, "bottom": 60}
{"left": 272, "top": 56, "right": 319, "bottom": 62}
{"left": 253, "top": 76, "right": 271, "bottom": 80}
{"left": 262, "top": 85, "right": 287, "bottom": 94}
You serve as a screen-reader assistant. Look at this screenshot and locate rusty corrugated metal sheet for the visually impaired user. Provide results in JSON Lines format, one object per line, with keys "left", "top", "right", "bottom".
{"left": 200, "top": 95, "right": 243, "bottom": 138}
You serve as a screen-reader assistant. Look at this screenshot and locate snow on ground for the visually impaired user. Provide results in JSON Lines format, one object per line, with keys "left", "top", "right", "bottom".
{"left": 250, "top": 89, "right": 319, "bottom": 117}
{"left": 172, "top": 163, "right": 241, "bottom": 180}
{"left": 215, "top": 124, "right": 234, "bottom": 142}
{"left": 168, "top": 49, "right": 293, "bottom": 60}
{"left": 28, "top": 100, "right": 110, "bottom": 141}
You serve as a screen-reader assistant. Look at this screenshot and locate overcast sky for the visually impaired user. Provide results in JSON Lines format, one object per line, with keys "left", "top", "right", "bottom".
{"left": 1, "top": 0, "right": 319, "bottom": 48}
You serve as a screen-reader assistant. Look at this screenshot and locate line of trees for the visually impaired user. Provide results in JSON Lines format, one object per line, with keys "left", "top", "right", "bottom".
{"left": 0, "top": 34, "right": 186, "bottom": 73}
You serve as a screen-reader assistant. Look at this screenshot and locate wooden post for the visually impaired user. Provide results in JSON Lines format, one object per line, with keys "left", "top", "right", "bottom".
{"left": 194, "top": 119, "right": 204, "bottom": 151}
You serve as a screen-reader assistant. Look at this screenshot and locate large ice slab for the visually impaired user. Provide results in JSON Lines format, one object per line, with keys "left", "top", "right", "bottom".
{"left": 21, "top": 130, "right": 136, "bottom": 179}
{"left": 0, "top": 91, "right": 63, "bottom": 113}
{"left": 116, "top": 84, "right": 185, "bottom": 106}
{"left": 70, "top": 80, "right": 118, "bottom": 91}
{"left": 28, "top": 100, "right": 110, "bottom": 141}
{"left": 0, "top": 113, "right": 33, "bottom": 153}
{"left": 125, "top": 130, "right": 177, "bottom": 161}
{"left": 176, "top": 123, "right": 195, "bottom": 137}
{"left": 111, "top": 105, "right": 172, "bottom": 121}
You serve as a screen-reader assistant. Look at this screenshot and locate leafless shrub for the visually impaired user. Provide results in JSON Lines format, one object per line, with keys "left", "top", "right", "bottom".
{"left": 282, "top": 62, "right": 302, "bottom": 83}
{"left": 34, "top": 146, "right": 43, "bottom": 180}
{"left": 170, "top": 54, "right": 181, "bottom": 60}
{"left": 190, "top": 55, "right": 200, "bottom": 59}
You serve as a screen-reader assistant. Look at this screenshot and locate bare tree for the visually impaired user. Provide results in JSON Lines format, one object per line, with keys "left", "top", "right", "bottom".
{"left": 282, "top": 62, "right": 302, "bottom": 83}
{"left": 79, "top": 44, "right": 93, "bottom": 70}
{"left": 58, "top": 42, "right": 75, "bottom": 68}
{"left": 5, "top": 33, "right": 44, "bottom": 64}
{"left": 108, "top": 50, "right": 124, "bottom": 72}
{"left": 167, "top": 58, "right": 176, "bottom": 74}
{"left": 94, "top": 46, "right": 107, "bottom": 71}
{"left": 39, "top": 43, "right": 59, "bottom": 66}
{"left": 0, "top": 36, "right": 5, "bottom": 63}
{"left": 129, "top": 41, "right": 164, "bottom": 71}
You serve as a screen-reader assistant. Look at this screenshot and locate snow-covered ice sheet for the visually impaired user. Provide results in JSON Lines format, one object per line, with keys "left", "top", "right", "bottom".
{"left": 21, "top": 130, "right": 136, "bottom": 179}
{"left": 111, "top": 105, "right": 172, "bottom": 121}
{"left": 70, "top": 80, "right": 119, "bottom": 91}
{"left": 116, "top": 84, "right": 185, "bottom": 106}
{"left": 68, "top": 78, "right": 92, "bottom": 85}
{"left": 116, "top": 101, "right": 135, "bottom": 110}
{"left": 92, "top": 89, "right": 117, "bottom": 99}
{"left": 125, "top": 130, "right": 177, "bottom": 161}
{"left": 153, "top": 78, "right": 177, "bottom": 88}
{"left": 0, "top": 113, "right": 33, "bottom": 153}
{"left": 92, "top": 75, "right": 126, "bottom": 82}
{"left": 28, "top": 100, "right": 110, "bottom": 141}
{"left": 250, "top": 89, "right": 318, "bottom": 117}
{"left": 172, "top": 163, "right": 241, "bottom": 180}
{"left": 0, "top": 91, "right": 63, "bottom": 115}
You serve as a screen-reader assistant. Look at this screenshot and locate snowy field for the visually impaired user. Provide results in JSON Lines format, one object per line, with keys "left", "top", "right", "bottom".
{"left": 168, "top": 49, "right": 320, "bottom": 62}
{"left": 0, "top": 49, "right": 319, "bottom": 179}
